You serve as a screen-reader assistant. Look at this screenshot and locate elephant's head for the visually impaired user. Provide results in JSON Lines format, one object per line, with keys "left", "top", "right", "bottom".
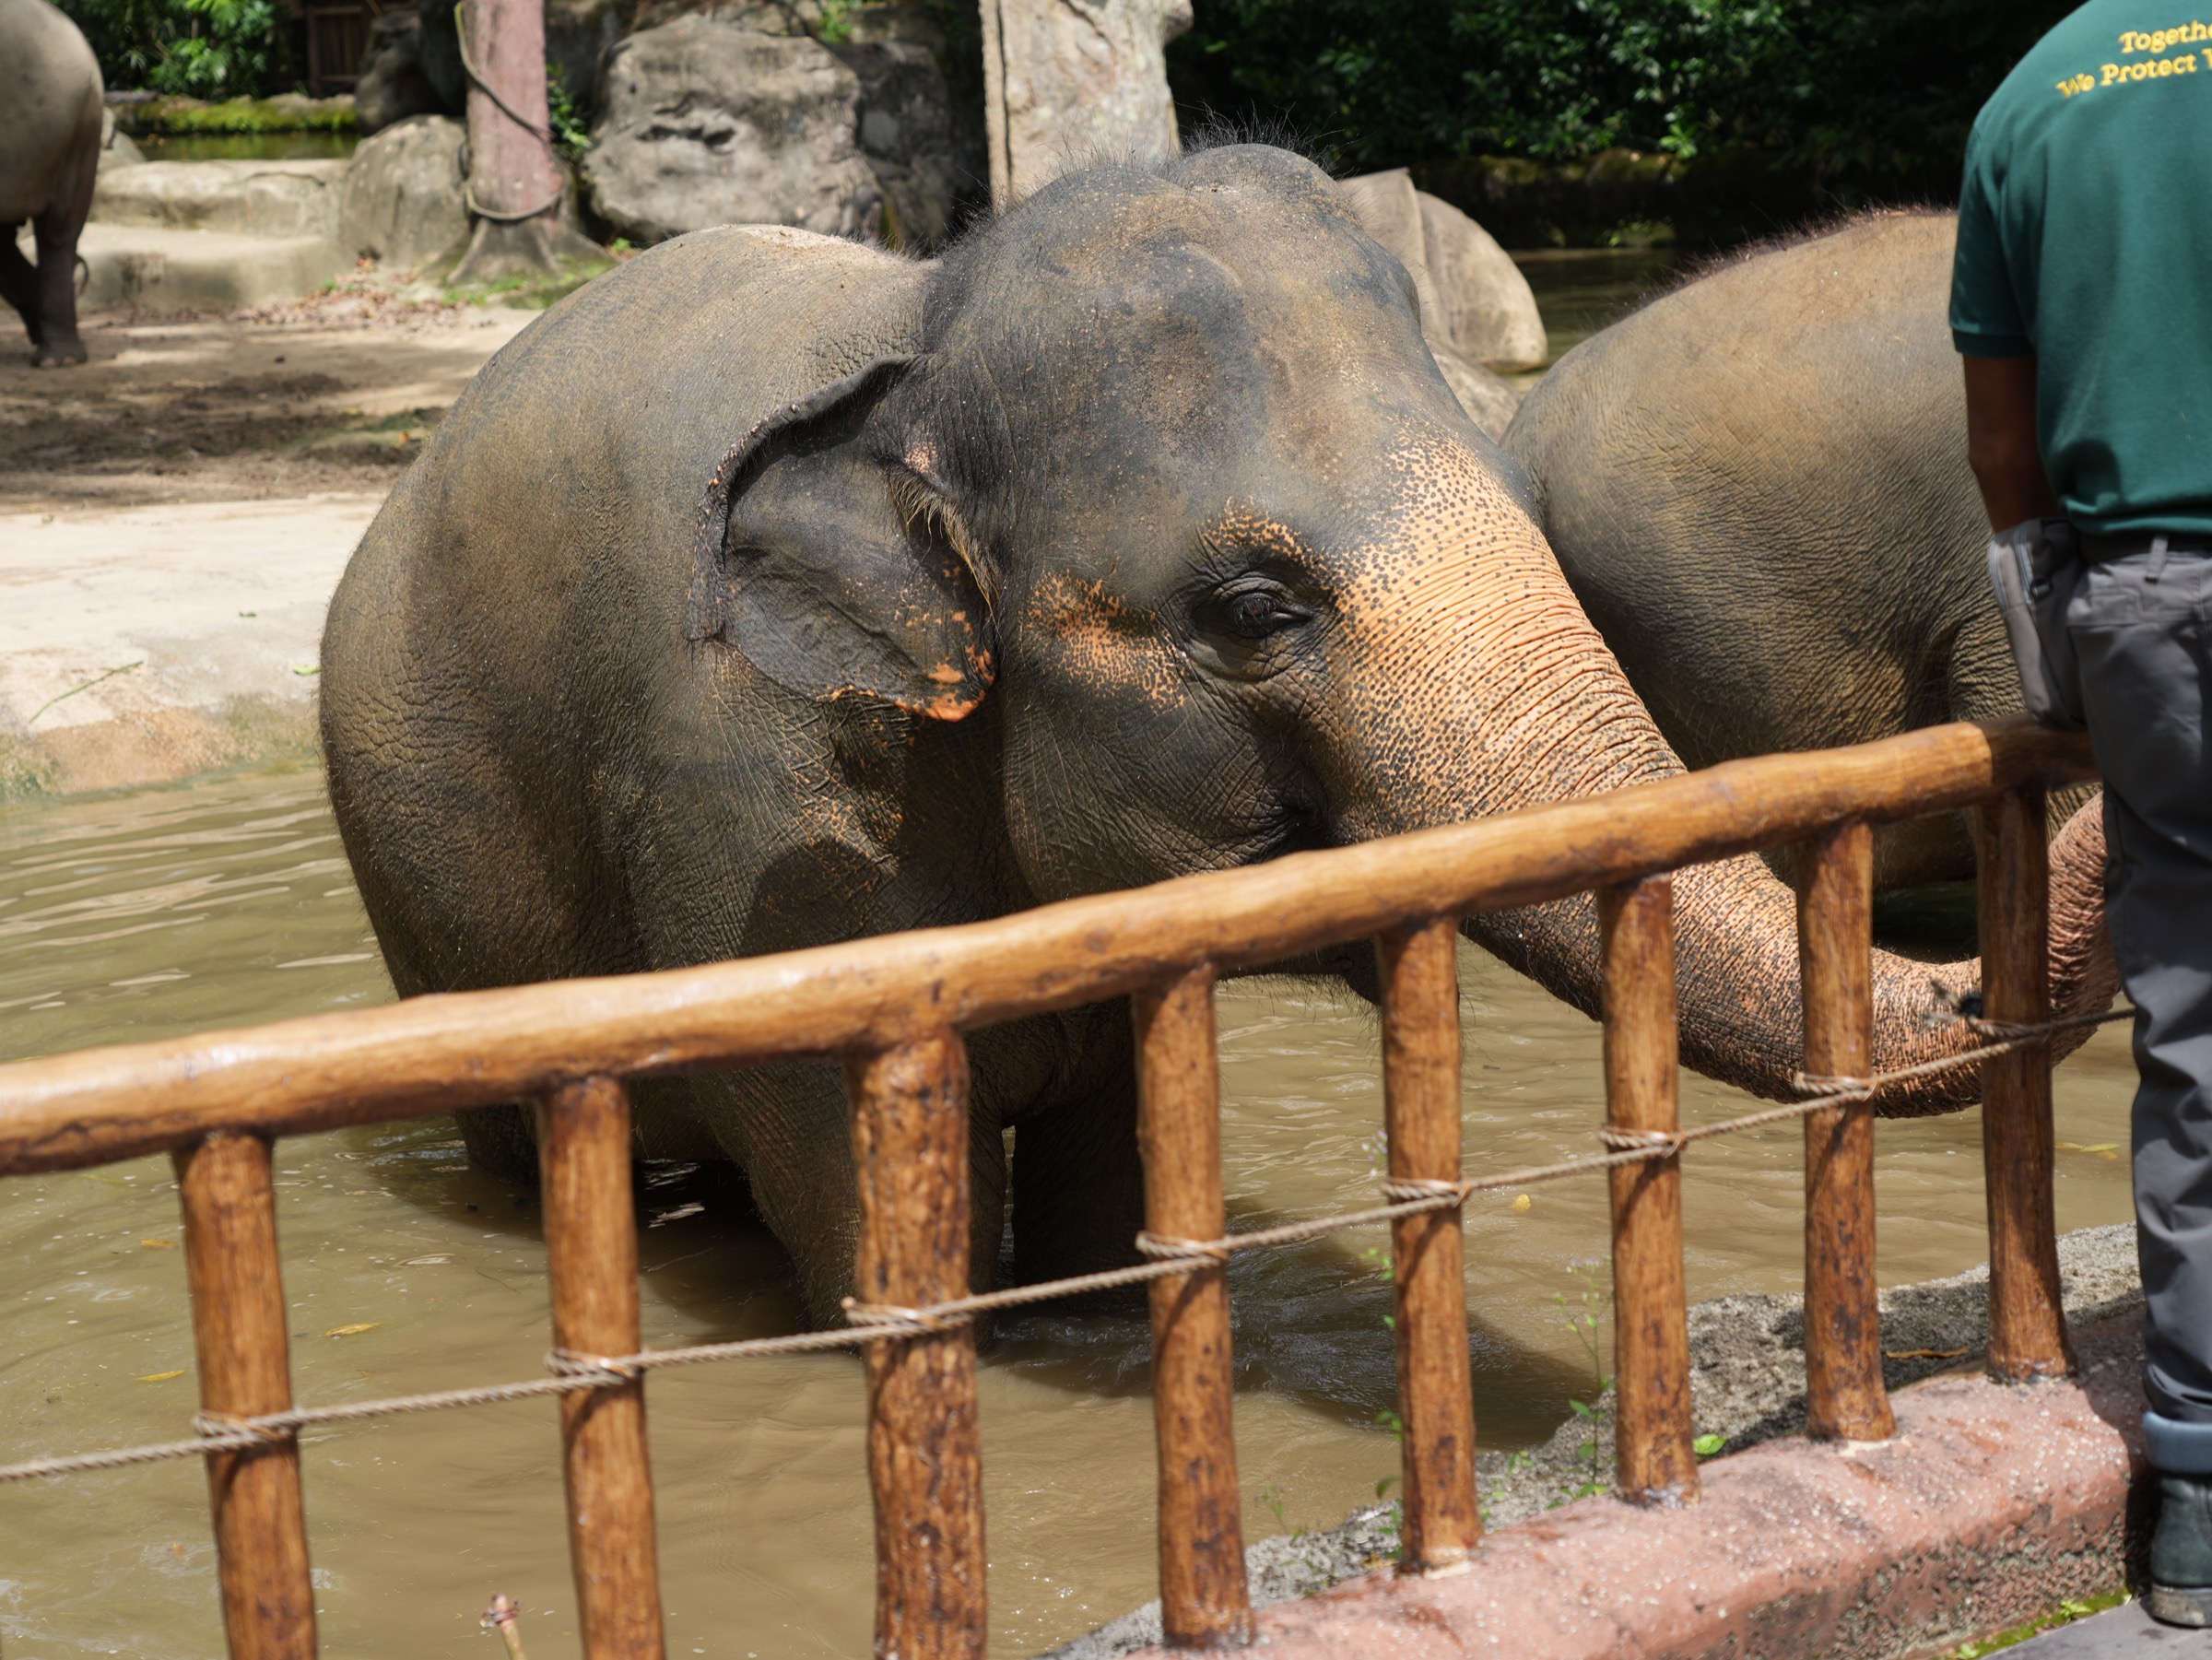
{"left": 686, "top": 145, "right": 2110, "bottom": 1105}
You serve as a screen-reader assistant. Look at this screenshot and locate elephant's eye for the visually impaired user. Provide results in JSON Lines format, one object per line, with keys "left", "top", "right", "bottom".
{"left": 1218, "top": 588, "right": 1306, "bottom": 640}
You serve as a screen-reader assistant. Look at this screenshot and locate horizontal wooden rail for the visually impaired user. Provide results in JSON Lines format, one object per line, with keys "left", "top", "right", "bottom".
{"left": 0, "top": 719, "right": 2093, "bottom": 1177}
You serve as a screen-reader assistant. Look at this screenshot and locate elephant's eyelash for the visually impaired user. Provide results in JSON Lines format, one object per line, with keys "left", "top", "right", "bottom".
{"left": 890, "top": 471, "right": 999, "bottom": 614}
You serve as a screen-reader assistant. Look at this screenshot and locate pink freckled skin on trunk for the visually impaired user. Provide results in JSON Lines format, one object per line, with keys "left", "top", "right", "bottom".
{"left": 1313, "top": 437, "right": 2111, "bottom": 1111}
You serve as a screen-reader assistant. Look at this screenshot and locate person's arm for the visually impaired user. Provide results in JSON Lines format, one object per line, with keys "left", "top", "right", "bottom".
{"left": 1962, "top": 354, "right": 2064, "bottom": 530}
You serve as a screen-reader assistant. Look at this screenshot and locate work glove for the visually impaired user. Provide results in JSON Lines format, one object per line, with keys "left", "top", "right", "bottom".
{"left": 1985, "top": 517, "right": 2087, "bottom": 730}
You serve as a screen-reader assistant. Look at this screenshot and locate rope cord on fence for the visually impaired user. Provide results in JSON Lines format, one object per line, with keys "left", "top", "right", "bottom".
{"left": 0, "top": 1003, "right": 2133, "bottom": 1488}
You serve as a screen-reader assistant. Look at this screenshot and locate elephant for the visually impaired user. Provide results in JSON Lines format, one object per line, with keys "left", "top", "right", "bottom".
{"left": 322, "top": 150, "right": 2112, "bottom": 1323}
{"left": 0, "top": 0, "right": 102, "bottom": 368}
{"left": 1502, "top": 209, "right": 2110, "bottom": 901}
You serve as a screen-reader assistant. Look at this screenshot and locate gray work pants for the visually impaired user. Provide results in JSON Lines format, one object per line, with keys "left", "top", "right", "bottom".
{"left": 2068, "top": 543, "right": 2212, "bottom": 1468}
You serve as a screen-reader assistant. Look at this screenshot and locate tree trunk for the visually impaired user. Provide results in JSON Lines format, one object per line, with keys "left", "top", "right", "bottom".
{"left": 978, "top": 0, "right": 1194, "bottom": 207}
{"left": 451, "top": 0, "right": 593, "bottom": 283}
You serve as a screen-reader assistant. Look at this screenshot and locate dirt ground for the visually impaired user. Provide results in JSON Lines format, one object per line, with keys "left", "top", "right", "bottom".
{"left": 0, "top": 285, "right": 534, "bottom": 796}
{"left": 0, "top": 285, "right": 533, "bottom": 513}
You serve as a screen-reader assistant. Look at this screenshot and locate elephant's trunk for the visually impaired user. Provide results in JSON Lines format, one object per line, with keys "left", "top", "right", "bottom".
{"left": 1326, "top": 449, "right": 2116, "bottom": 1111}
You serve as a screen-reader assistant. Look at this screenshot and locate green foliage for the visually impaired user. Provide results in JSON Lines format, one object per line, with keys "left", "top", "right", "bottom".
{"left": 546, "top": 66, "right": 592, "bottom": 163}
{"left": 1168, "top": 0, "right": 2081, "bottom": 186}
{"left": 122, "top": 93, "right": 355, "bottom": 134}
{"left": 1942, "top": 1589, "right": 2131, "bottom": 1656}
{"left": 61, "top": 0, "right": 287, "bottom": 96}
{"left": 1693, "top": 1431, "right": 1727, "bottom": 1457}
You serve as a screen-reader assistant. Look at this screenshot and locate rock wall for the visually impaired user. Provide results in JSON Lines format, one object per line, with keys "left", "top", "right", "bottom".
{"left": 582, "top": 14, "right": 883, "bottom": 244}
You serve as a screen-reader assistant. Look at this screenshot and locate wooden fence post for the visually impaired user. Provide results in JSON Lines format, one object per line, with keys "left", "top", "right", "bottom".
{"left": 1797, "top": 822, "right": 1896, "bottom": 1441}
{"left": 174, "top": 1128, "right": 317, "bottom": 1660}
{"left": 1376, "top": 917, "right": 1478, "bottom": 1571}
{"left": 1977, "top": 787, "right": 2074, "bottom": 1380}
{"left": 849, "top": 1031, "right": 987, "bottom": 1660}
{"left": 538, "top": 1077, "right": 665, "bottom": 1660}
{"left": 1598, "top": 877, "right": 1697, "bottom": 1505}
{"left": 1134, "top": 967, "right": 1252, "bottom": 1648}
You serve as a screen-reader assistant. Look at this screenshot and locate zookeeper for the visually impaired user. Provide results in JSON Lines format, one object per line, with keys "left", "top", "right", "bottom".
{"left": 1953, "top": 0, "right": 2212, "bottom": 1628}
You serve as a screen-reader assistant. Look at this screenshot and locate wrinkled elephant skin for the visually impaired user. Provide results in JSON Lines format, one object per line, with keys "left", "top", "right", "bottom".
{"left": 323, "top": 156, "right": 2099, "bottom": 1321}
{"left": 0, "top": 0, "right": 103, "bottom": 367}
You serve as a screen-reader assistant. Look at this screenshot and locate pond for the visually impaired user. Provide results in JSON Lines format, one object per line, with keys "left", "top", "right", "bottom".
{"left": 0, "top": 763, "right": 2140, "bottom": 1658}
{"left": 131, "top": 132, "right": 359, "bottom": 163}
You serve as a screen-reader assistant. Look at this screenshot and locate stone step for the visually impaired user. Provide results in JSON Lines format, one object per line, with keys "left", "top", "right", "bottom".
{"left": 90, "top": 159, "right": 348, "bottom": 241}
{"left": 18, "top": 221, "right": 348, "bottom": 311}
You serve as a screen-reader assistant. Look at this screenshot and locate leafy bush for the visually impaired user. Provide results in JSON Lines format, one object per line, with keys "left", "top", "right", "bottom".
{"left": 1169, "top": 0, "right": 2079, "bottom": 189}
{"left": 60, "top": 0, "right": 288, "bottom": 97}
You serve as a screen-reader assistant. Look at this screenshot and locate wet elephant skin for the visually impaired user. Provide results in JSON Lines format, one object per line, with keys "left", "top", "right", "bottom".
{"left": 322, "top": 153, "right": 2101, "bottom": 1321}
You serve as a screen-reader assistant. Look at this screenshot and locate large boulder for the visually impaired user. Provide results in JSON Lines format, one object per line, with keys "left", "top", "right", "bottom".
{"left": 582, "top": 13, "right": 882, "bottom": 244}
{"left": 354, "top": 10, "right": 447, "bottom": 135}
{"left": 339, "top": 114, "right": 469, "bottom": 271}
{"left": 826, "top": 35, "right": 968, "bottom": 249}
{"left": 1338, "top": 168, "right": 1547, "bottom": 371}
{"left": 1418, "top": 191, "right": 1547, "bottom": 371}
{"left": 97, "top": 107, "right": 145, "bottom": 171}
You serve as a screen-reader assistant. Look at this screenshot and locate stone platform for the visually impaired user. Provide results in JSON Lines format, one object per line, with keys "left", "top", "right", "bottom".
{"left": 1119, "top": 1313, "right": 2149, "bottom": 1660}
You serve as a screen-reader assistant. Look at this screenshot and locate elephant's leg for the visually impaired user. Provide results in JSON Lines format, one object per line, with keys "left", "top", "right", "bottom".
{"left": 1009, "top": 1013, "right": 1147, "bottom": 1294}
{"left": 29, "top": 142, "right": 95, "bottom": 368}
{"left": 695, "top": 1059, "right": 1005, "bottom": 1325}
{"left": 0, "top": 227, "right": 41, "bottom": 348}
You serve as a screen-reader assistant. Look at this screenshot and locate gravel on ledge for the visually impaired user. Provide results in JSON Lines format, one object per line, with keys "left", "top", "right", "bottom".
{"left": 1041, "top": 1223, "right": 2143, "bottom": 1660}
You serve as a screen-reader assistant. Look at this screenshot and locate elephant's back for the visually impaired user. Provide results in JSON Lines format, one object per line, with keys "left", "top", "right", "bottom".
{"left": 329, "top": 224, "right": 925, "bottom": 717}
{"left": 1502, "top": 211, "right": 1989, "bottom": 764}
{"left": 1510, "top": 211, "right": 1964, "bottom": 547}
{"left": 0, "top": 0, "right": 102, "bottom": 218}
{"left": 322, "top": 227, "right": 928, "bottom": 989}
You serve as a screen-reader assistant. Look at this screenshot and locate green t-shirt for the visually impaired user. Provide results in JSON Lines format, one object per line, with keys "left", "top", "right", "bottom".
{"left": 1951, "top": 0, "right": 2212, "bottom": 536}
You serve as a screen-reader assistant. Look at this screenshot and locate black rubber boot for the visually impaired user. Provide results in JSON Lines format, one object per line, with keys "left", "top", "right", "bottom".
{"left": 2150, "top": 1473, "right": 2212, "bottom": 1626}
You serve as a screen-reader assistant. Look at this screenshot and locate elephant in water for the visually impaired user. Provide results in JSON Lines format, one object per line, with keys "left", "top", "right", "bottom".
{"left": 1503, "top": 210, "right": 2113, "bottom": 908}
{"left": 323, "top": 151, "right": 2112, "bottom": 1321}
{"left": 0, "top": 0, "right": 102, "bottom": 367}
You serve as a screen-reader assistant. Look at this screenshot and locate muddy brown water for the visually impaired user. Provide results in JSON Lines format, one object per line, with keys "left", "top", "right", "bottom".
{"left": 0, "top": 255, "right": 2142, "bottom": 1657}
{"left": 0, "top": 764, "right": 2142, "bottom": 1658}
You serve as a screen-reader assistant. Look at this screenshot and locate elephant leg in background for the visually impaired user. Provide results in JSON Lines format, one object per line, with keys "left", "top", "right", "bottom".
{"left": 29, "top": 140, "right": 94, "bottom": 367}
{"left": 0, "top": 227, "right": 42, "bottom": 351}
{"left": 689, "top": 1060, "right": 1006, "bottom": 1324}
{"left": 1008, "top": 1014, "right": 1147, "bottom": 1300}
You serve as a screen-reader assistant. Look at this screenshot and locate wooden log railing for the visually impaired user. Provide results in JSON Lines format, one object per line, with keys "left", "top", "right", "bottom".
{"left": 0, "top": 718, "right": 2101, "bottom": 1660}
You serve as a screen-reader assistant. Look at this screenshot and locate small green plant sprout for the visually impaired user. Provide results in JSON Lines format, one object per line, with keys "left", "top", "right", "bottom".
{"left": 1693, "top": 1432, "right": 1727, "bottom": 1458}
{"left": 1557, "top": 1255, "right": 1614, "bottom": 1497}
{"left": 1374, "top": 1407, "right": 1405, "bottom": 1442}
{"left": 1374, "top": 1474, "right": 1398, "bottom": 1501}
{"left": 1257, "top": 1484, "right": 1287, "bottom": 1528}
{"left": 816, "top": 0, "right": 853, "bottom": 41}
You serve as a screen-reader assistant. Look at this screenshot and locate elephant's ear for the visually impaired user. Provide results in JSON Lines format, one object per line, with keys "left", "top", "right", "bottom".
{"left": 684, "top": 359, "right": 995, "bottom": 720}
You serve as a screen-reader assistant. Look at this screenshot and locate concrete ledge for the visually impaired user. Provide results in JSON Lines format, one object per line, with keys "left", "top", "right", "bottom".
{"left": 1125, "top": 1316, "right": 2147, "bottom": 1660}
{"left": 91, "top": 159, "right": 348, "bottom": 241}
{"left": 19, "top": 222, "right": 349, "bottom": 312}
{"left": 0, "top": 496, "right": 378, "bottom": 796}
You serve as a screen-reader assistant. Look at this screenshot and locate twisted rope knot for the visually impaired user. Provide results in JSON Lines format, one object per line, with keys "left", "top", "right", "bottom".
{"left": 546, "top": 1348, "right": 642, "bottom": 1383}
{"left": 1595, "top": 1127, "right": 1684, "bottom": 1156}
{"left": 191, "top": 1411, "right": 292, "bottom": 1445}
{"left": 1791, "top": 1071, "right": 1875, "bottom": 1103}
{"left": 1135, "top": 1230, "right": 1230, "bottom": 1265}
{"left": 1378, "top": 1177, "right": 1473, "bottom": 1205}
{"left": 840, "top": 1299, "right": 973, "bottom": 1335}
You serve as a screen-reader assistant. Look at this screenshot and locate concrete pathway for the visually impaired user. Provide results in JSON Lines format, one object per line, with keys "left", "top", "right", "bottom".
{"left": 0, "top": 494, "right": 380, "bottom": 794}
{"left": 2014, "top": 1601, "right": 2212, "bottom": 1654}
